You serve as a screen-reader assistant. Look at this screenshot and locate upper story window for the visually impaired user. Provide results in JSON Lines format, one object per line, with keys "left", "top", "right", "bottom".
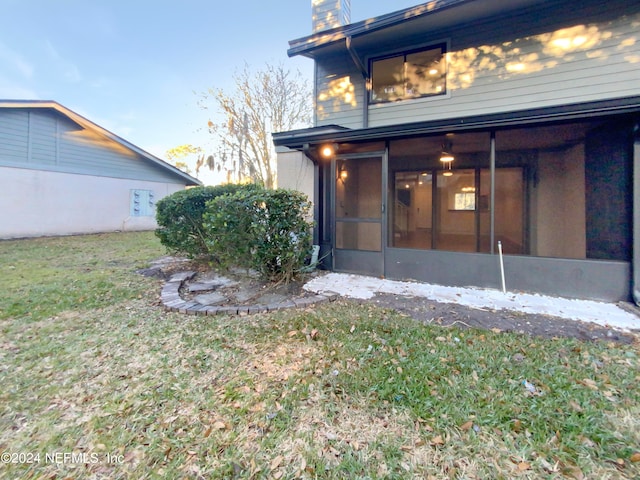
{"left": 370, "top": 44, "right": 446, "bottom": 104}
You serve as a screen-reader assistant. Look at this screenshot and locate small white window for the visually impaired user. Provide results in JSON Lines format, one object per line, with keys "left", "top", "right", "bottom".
{"left": 454, "top": 192, "right": 475, "bottom": 211}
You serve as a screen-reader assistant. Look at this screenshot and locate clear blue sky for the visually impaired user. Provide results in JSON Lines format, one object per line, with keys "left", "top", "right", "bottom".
{"left": 0, "top": 0, "right": 420, "bottom": 178}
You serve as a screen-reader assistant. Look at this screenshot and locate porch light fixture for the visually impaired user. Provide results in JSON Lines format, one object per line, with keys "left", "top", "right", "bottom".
{"left": 338, "top": 164, "right": 348, "bottom": 182}
{"left": 440, "top": 140, "right": 454, "bottom": 176}
{"left": 439, "top": 150, "right": 454, "bottom": 163}
{"left": 321, "top": 143, "right": 338, "bottom": 158}
{"left": 440, "top": 139, "right": 454, "bottom": 163}
{"left": 439, "top": 152, "right": 454, "bottom": 162}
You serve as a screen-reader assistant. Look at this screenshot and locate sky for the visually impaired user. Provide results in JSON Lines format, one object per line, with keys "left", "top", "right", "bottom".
{"left": 0, "top": 0, "right": 421, "bottom": 183}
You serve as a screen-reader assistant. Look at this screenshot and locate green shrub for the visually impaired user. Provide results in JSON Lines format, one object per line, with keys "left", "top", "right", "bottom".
{"left": 155, "top": 184, "right": 253, "bottom": 258}
{"left": 203, "top": 187, "right": 312, "bottom": 283}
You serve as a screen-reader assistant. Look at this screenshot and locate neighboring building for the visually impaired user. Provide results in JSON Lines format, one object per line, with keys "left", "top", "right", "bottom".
{"left": 274, "top": 0, "right": 640, "bottom": 302}
{"left": 0, "top": 100, "right": 201, "bottom": 239}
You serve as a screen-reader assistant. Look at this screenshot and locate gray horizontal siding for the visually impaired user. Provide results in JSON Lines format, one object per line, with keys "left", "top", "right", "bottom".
{"left": 30, "top": 111, "right": 57, "bottom": 166}
{"left": 0, "top": 108, "right": 183, "bottom": 184}
{"left": 368, "top": 3, "right": 640, "bottom": 127}
{"left": 313, "top": 0, "right": 640, "bottom": 129}
{"left": 0, "top": 110, "right": 28, "bottom": 163}
{"left": 56, "top": 132, "right": 179, "bottom": 182}
{"left": 316, "top": 51, "right": 365, "bottom": 128}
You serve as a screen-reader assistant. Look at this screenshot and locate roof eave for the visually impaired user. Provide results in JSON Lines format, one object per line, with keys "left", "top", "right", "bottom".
{"left": 287, "top": 0, "right": 471, "bottom": 58}
{"left": 274, "top": 96, "right": 640, "bottom": 149}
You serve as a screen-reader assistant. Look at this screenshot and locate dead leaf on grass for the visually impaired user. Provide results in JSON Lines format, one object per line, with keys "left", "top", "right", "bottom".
{"left": 578, "top": 378, "right": 598, "bottom": 390}
{"left": 212, "top": 420, "right": 227, "bottom": 430}
{"left": 511, "top": 419, "right": 523, "bottom": 432}
{"left": 430, "top": 435, "right": 445, "bottom": 446}
{"left": 569, "top": 400, "right": 583, "bottom": 412}
{"left": 539, "top": 457, "right": 559, "bottom": 473}
{"left": 328, "top": 446, "right": 341, "bottom": 457}
{"left": 460, "top": 420, "right": 474, "bottom": 431}
{"left": 561, "top": 464, "right": 585, "bottom": 480}
{"left": 517, "top": 461, "right": 531, "bottom": 471}
{"left": 270, "top": 455, "right": 284, "bottom": 470}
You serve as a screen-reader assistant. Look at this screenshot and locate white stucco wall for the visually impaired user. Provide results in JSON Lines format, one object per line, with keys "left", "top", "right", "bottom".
{"left": 276, "top": 149, "right": 315, "bottom": 202}
{"left": 0, "top": 166, "right": 185, "bottom": 239}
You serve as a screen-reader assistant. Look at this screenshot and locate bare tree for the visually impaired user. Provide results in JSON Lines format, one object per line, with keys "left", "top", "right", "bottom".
{"left": 166, "top": 144, "right": 201, "bottom": 176}
{"left": 199, "top": 63, "right": 312, "bottom": 188}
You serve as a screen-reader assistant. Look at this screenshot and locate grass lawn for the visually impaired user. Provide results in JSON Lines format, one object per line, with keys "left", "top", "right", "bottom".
{"left": 0, "top": 231, "right": 639, "bottom": 479}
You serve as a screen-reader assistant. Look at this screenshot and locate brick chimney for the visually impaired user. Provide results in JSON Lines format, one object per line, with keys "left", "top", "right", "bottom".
{"left": 312, "top": 0, "right": 351, "bottom": 33}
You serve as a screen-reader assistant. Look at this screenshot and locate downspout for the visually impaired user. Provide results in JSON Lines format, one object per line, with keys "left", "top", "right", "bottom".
{"left": 632, "top": 123, "right": 640, "bottom": 305}
{"left": 303, "top": 143, "right": 321, "bottom": 246}
{"left": 346, "top": 36, "right": 370, "bottom": 128}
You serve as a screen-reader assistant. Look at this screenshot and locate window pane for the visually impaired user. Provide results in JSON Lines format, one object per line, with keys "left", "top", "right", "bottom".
{"left": 371, "top": 45, "right": 446, "bottom": 103}
{"left": 371, "top": 56, "right": 404, "bottom": 103}
{"left": 405, "top": 47, "right": 446, "bottom": 97}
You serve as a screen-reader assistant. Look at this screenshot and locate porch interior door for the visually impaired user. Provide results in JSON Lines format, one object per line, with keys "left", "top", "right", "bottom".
{"left": 334, "top": 155, "right": 384, "bottom": 276}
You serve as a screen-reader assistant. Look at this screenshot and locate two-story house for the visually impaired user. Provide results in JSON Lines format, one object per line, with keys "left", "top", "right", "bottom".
{"left": 274, "top": 0, "right": 640, "bottom": 303}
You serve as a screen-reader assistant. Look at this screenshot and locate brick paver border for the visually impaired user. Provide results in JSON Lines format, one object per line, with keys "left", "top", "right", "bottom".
{"left": 160, "top": 271, "right": 336, "bottom": 316}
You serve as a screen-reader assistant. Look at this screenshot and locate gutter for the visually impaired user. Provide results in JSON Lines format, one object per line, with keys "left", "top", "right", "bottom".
{"left": 287, "top": 0, "right": 473, "bottom": 58}
{"left": 274, "top": 96, "right": 640, "bottom": 149}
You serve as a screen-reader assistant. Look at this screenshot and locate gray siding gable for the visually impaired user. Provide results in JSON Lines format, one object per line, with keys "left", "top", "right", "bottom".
{"left": 0, "top": 102, "right": 201, "bottom": 185}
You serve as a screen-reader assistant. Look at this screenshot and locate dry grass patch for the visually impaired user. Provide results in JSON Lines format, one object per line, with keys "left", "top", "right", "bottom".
{"left": 1, "top": 233, "right": 639, "bottom": 479}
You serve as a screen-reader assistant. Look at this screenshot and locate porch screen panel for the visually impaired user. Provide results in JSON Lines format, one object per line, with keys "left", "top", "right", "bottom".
{"left": 585, "top": 120, "right": 632, "bottom": 261}
{"left": 495, "top": 169, "right": 524, "bottom": 254}
{"left": 335, "top": 157, "right": 382, "bottom": 251}
{"left": 496, "top": 126, "right": 588, "bottom": 259}
{"left": 435, "top": 169, "right": 477, "bottom": 252}
{"left": 391, "top": 171, "right": 433, "bottom": 249}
